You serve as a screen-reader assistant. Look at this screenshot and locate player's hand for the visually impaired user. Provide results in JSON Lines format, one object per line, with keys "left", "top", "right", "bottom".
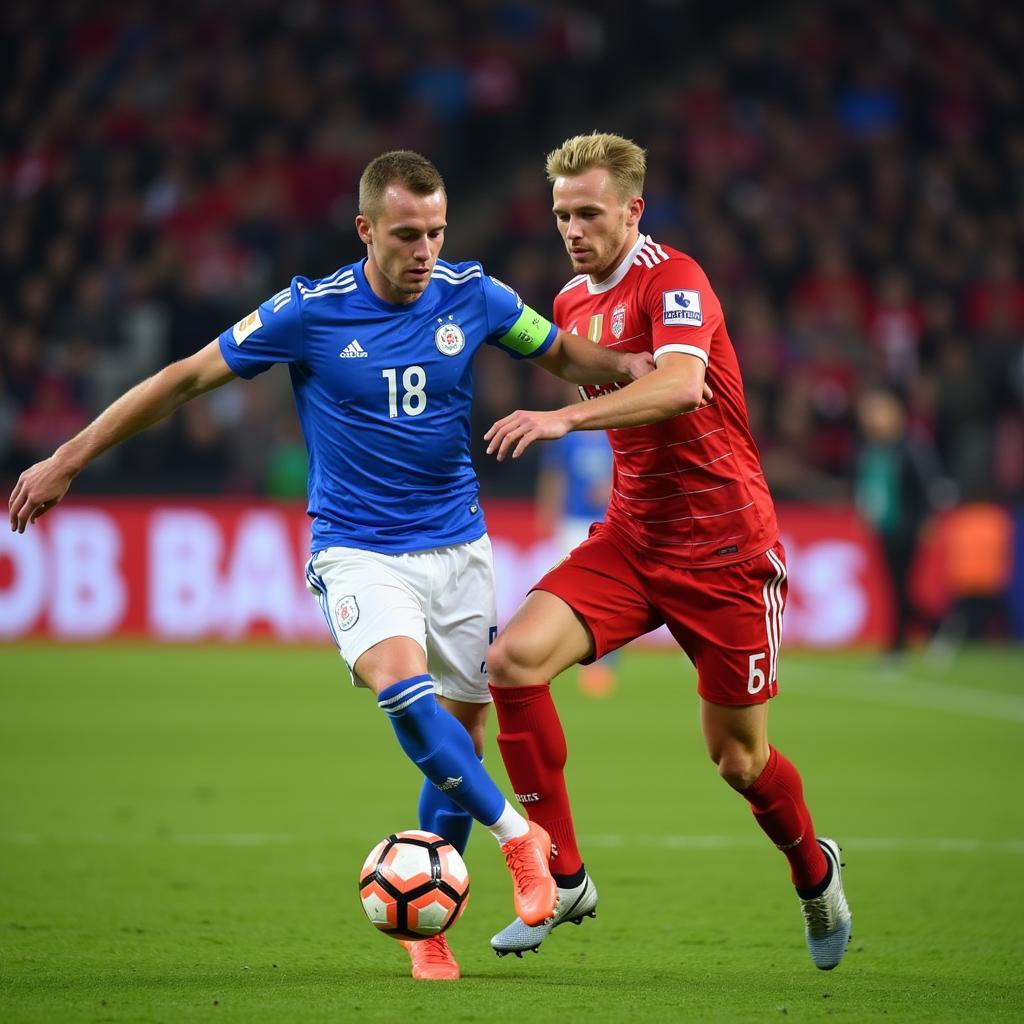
{"left": 619, "top": 351, "right": 657, "bottom": 381}
{"left": 485, "top": 409, "right": 570, "bottom": 461}
{"left": 700, "top": 382, "right": 714, "bottom": 406}
{"left": 8, "top": 455, "right": 75, "bottom": 533}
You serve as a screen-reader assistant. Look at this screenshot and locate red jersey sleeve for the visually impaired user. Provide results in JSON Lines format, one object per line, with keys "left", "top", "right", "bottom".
{"left": 641, "top": 256, "right": 723, "bottom": 366}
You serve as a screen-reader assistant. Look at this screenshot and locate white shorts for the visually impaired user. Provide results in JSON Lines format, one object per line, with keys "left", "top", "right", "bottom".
{"left": 304, "top": 535, "right": 497, "bottom": 704}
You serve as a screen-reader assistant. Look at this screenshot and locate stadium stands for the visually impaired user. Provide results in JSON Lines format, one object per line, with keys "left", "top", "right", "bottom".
{"left": 1, "top": 0, "right": 1021, "bottom": 513}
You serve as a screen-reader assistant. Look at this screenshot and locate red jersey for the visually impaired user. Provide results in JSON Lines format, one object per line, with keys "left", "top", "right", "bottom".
{"left": 553, "top": 234, "right": 778, "bottom": 568}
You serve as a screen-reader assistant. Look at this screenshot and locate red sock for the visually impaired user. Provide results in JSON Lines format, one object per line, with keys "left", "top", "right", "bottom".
{"left": 741, "top": 746, "right": 828, "bottom": 890}
{"left": 489, "top": 682, "right": 582, "bottom": 878}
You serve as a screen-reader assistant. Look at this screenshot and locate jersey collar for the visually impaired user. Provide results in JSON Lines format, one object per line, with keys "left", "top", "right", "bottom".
{"left": 355, "top": 258, "right": 434, "bottom": 312}
{"left": 586, "top": 234, "right": 648, "bottom": 295}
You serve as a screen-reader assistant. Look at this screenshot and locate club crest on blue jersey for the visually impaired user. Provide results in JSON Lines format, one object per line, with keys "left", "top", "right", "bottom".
{"left": 435, "top": 319, "right": 466, "bottom": 356}
{"left": 335, "top": 595, "right": 359, "bottom": 631}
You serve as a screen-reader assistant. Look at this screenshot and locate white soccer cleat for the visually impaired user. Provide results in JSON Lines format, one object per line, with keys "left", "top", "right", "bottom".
{"left": 491, "top": 872, "right": 598, "bottom": 957}
{"left": 800, "top": 837, "right": 852, "bottom": 970}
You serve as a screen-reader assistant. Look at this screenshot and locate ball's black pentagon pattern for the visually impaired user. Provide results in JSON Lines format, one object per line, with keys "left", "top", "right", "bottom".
{"left": 358, "top": 833, "right": 470, "bottom": 940}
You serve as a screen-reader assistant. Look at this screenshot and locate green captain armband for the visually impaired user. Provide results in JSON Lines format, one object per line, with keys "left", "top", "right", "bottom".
{"left": 496, "top": 304, "right": 556, "bottom": 358}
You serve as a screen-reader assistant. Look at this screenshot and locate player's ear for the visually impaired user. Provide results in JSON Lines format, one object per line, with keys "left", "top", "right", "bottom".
{"left": 626, "top": 196, "right": 644, "bottom": 228}
{"left": 355, "top": 214, "right": 372, "bottom": 245}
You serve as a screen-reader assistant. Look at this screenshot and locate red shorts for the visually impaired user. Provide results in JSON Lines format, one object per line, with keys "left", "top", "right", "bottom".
{"left": 534, "top": 526, "right": 788, "bottom": 706}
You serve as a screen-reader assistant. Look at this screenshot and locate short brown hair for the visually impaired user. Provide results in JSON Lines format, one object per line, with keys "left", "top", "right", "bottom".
{"left": 546, "top": 132, "right": 647, "bottom": 201}
{"left": 358, "top": 150, "right": 446, "bottom": 221}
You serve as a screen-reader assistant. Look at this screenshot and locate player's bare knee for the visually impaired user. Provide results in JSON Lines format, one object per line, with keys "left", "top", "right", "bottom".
{"left": 714, "top": 751, "right": 761, "bottom": 791}
{"left": 486, "top": 632, "right": 538, "bottom": 687}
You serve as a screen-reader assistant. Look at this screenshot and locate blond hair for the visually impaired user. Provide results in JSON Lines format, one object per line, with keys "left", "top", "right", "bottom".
{"left": 545, "top": 132, "right": 647, "bottom": 200}
{"left": 358, "top": 150, "right": 445, "bottom": 222}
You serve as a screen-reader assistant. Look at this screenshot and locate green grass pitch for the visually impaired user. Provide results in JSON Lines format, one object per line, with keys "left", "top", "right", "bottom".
{"left": 2, "top": 644, "right": 1023, "bottom": 1022}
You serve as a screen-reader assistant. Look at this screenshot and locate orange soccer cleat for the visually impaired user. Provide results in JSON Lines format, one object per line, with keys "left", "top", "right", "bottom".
{"left": 501, "top": 821, "right": 557, "bottom": 926}
{"left": 399, "top": 934, "right": 461, "bottom": 981}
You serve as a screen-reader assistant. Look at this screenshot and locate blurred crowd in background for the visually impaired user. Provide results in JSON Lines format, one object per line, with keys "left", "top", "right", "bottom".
{"left": 2, "top": 0, "right": 1022, "bottom": 527}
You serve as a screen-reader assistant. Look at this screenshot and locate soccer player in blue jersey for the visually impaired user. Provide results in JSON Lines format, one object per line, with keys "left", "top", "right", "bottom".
{"left": 8, "top": 150, "right": 655, "bottom": 981}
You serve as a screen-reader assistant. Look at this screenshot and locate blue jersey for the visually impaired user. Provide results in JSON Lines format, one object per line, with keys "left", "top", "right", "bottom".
{"left": 541, "top": 430, "right": 613, "bottom": 521}
{"left": 218, "top": 258, "right": 556, "bottom": 554}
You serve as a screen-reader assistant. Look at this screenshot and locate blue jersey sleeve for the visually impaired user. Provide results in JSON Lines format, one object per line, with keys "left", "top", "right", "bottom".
{"left": 480, "top": 273, "right": 558, "bottom": 360}
{"left": 217, "top": 281, "right": 304, "bottom": 379}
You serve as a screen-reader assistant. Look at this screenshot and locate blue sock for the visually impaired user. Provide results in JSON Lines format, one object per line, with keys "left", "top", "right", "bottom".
{"left": 419, "top": 775, "right": 474, "bottom": 855}
{"left": 378, "top": 675, "right": 505, "bottom": 828}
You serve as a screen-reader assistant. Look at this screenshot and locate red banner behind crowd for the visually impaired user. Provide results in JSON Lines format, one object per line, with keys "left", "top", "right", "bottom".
{"left": 0, "top": 499, "right": 894, "bottom": 647}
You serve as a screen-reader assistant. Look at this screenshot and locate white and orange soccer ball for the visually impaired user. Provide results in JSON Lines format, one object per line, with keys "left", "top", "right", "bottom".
{"left": 358, "top": 830, "right": 470, "bottom": 940}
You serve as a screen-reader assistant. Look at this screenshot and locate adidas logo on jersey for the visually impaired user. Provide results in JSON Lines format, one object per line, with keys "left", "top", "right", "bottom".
{"left": 340, "top": 340, "right": 368, "bottom": 358}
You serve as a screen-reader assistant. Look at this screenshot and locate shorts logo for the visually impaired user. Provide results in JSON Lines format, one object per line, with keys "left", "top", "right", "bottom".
{"left": 232, "top": 309, "right": 263, "bottom": 345}
{"left": 335, "top": 595, "right": 359, "bottom": 631}
{"left": 662, "top": 289, "right": 703, "bottom": 327}
{"left": 435, "top": 319, "right": 466, "bottom": 356}
{"left": 611, "top": 304, "right": 627, "bottom": 339}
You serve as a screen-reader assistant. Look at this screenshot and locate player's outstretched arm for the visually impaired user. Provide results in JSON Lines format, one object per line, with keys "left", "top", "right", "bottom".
{"left": 486, "top": 352, "right": 711, "bottom": 461}
{"left": 534, "top": 329, "right": 655, "bottom": 384}
{"left": 8, "top": 340, "right": 236, "bottom": 533}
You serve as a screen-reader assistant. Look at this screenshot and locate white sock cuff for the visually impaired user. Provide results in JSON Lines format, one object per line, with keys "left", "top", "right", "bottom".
{"left": 487, "top": 800, "right": 530, "bottom": 845}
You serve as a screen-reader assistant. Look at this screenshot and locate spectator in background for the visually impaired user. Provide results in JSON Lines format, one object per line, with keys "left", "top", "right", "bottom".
{"left": 1, "top": 0, "right": 1022, "bottom": 532}
{"left": 868, "top": 267, "right": 922, "bottom": 387}
{"left": 853, "top": 388, "right": 945, "bottom": 655}
{"left": 965, "top": 247, "right": 1024, "bottom": 337}
{"left": 14, "top": 376, "right": 89, "bottom": 465}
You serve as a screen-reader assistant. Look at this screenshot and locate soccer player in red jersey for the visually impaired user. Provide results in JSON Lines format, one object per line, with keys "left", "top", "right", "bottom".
{"left": 484, "top": 133, "right": 852, "bottom": 970}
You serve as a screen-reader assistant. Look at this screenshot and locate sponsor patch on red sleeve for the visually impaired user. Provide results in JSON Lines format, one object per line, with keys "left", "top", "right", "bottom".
{"left": 662, "top": 289, "right": 703, "bottom": 327}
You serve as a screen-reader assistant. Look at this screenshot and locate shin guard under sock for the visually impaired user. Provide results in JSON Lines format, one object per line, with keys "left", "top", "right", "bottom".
{"left": 489, "top": 682, "right": 582, "bottom": 877}
{"left": 741, "top": 746, "right": 829, "bottom": 890}
{"left": 379, "top": 675, "right": 505, "bottom": 828}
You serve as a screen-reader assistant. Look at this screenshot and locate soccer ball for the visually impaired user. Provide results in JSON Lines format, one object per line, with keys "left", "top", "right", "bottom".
{"left": 358, "top": 830, "right": 470, "bottom": 940}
